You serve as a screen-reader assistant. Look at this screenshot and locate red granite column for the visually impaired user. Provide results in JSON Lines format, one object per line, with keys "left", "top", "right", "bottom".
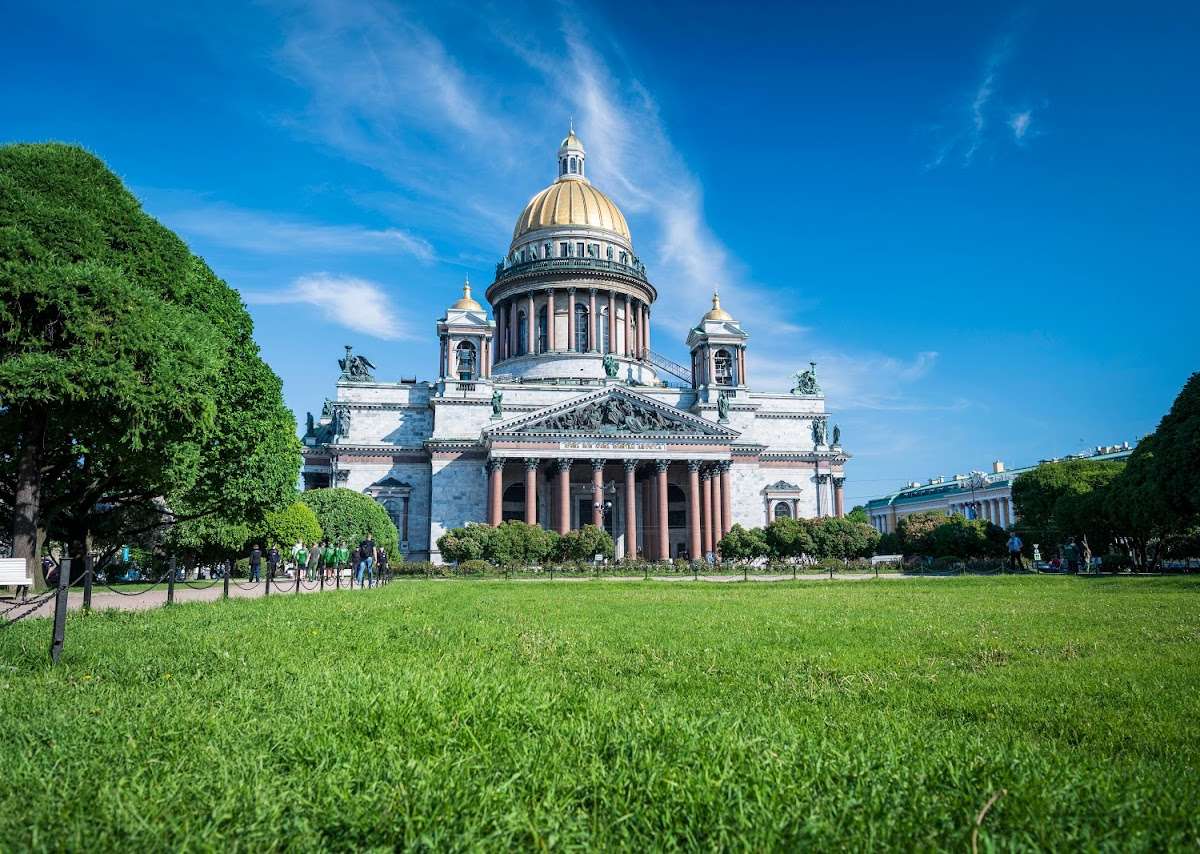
{"left": 701, "top": 470, "right": 713, "bottom": 556}
{"left": 833, "top": 476, "right": 845, "bottom": 518}
{"left": 557, "top": 459, "right": 571, "bottom": 535}
{"left": 524, "top": 459, "right": 539, "bottom": 526}
{"left": 487, "top": 459, "right": 503, "bottom": 527}
{"left": 656, "top": 460, "right": 670, "bottom": 561}
{"left": 687, "top": 461, "right": 702, "bottom": 561}
{"left": 591, "top": 459, "right": 605, "bottom": 529}
{"left": 643, "top": 476, "right": 654, "bottom": 558}
{"left": 711, "top": 466, "right": 723, "bottom": 548}
{"left": 547, "top": 288, "right": 556, "bottom": 351}
{"left": 720, "top": 462, "right": 733, "bottom": 536}
{"left": 623, "top": 460, "right": 637, "bottom": 560}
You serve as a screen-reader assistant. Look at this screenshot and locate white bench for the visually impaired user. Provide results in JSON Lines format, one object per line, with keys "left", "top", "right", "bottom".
{"left": 1, "top": 557, "right": 34, "bottom": 594}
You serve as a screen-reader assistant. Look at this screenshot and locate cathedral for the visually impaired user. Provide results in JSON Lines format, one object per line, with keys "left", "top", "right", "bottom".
{"left": 301, "top": 130, "right": 850, "bottom": 562}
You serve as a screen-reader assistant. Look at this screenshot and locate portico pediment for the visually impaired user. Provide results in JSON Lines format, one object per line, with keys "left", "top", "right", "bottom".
{"left": 484, "top": 386, "right": 738, "bottom": 440}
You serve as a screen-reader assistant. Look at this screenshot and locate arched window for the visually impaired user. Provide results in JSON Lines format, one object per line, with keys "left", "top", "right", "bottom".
{"left": 502, "top": 483, "right": 525, "bottom": 523}
{"left": 517, "top": 311, "right": 528, "bottom": 355}
{"left": 537, "top": 305, "right": 548, "bottom": 353}
{"left": 574, "top": 303, "right": 589, "bottom": 351}
{"left": 714, "top": 349, "right": 734, "bottom": 385}
{"left": 569, "top": 158, "right": 577, "bottom": 174}
{"left": 455, "top": 340, "right": 476, "bottom": 380}
{"left": 773, "top": 502, "right": 792, "bottom": 521}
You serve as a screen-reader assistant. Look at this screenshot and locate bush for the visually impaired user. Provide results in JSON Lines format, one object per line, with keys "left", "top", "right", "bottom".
{"left": 395, "top": 561, "right": 436, "bottom": 576}
{"left": 259, "top": 502, "right": 322, "bottom": 550}
{"left": 487, "top": 521, "right": 559, "bottom": 566}
{"left": 437, "top": 524, "right": 495, "bottom": 563}
{"left": 454, "top": 559, "right": 493, "bottom": 576}
{"left": 1100, "top": 552, "right": 1132, "bottom": 572}
{"left": 555, "top": 525, "right": 614, "bottom": 562}
{"left": 299, "top": 487, "right": 400, "bottom": 559}
{"left": 719, "top": 524, "right": 769, "bottom": 563}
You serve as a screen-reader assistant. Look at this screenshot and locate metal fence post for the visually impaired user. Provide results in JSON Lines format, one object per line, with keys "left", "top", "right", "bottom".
{"left": 82, "top": 553, "right": 93, "bottom": 611}
{"left": 167, "top": 556, "right": 177, "bottom": 605}
{"left": 320, "top": 566, "right": 325, "bottom": 593}
{"left": 744, "top": 563, "right": 748, "bottom": 582}
{"left": 50, "top": 558, "right": 71, "bottom": 664}
{"left": 294, "top": 566, "right": 300, "bottom": 594}
{"left": 337, "top": 565, "right": 341, "bottom": 590}
{"left": 793, "top": 563, "right": 797, "bottom": 581}
{"left": 264, "top": 562, "right": 270, "bottom": 597}
{"left": 223, "top": 561, "right": 230, "bottom": 600}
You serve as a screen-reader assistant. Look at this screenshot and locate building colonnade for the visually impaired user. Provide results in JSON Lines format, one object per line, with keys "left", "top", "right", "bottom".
{"left": 869, "top": 494, "right": 1015, "bottom": 534}
{"left": 485, "top": 457, "right": 732, "bottom": 561}
{"left": 491, "top": 287, "right": 652, "bottom": 362}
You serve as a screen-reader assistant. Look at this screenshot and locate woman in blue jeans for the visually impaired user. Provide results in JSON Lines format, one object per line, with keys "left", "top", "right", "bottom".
{"left": 355, "top": 535, "right": 376, "bottom": 586}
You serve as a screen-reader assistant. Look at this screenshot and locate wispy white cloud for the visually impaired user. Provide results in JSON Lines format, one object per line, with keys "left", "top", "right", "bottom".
{"left": 1009, "top": 110, "right": 1032, "bottom": 141}
{"left": 165, "top": 204, "right": 435, "bottom": 260}
{"left": 926, "top": 27, "right": 1036, "bottom": 168}
{"left": 244, "top": 273, "right": 409, "bottom": 340}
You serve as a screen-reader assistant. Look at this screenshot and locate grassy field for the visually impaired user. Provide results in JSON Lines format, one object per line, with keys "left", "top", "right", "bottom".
{"left": 1, "top": 577, "right": 1198, "bottom": 851}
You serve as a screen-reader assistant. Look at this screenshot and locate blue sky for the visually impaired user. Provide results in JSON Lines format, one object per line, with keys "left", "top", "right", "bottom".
{"left": 3, "top": 1, "right": 1197, "bottom": 506}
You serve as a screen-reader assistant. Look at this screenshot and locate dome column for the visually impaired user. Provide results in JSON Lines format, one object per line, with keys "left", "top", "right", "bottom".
{"left": 624, "top": 294, "right": 633, "bottom": 358}
{"left": 526, "top": 293, "right": 535, "bottom": 356}
{"left": 608, "top": 290, "right": 617, "bottom": 355}
{"left": 588, "top": 289, "right": 598, "bottom": 352}
{"left": 546, "top": 288, "right": 556, "bottom": 352}
{"left": 567, "top": 287, "right": 577, "bottom": 352}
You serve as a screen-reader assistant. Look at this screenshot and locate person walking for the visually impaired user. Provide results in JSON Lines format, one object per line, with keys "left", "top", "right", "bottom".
{"left": 1006, "top": 532, "right": 1023, "bottom": 571}
{"left": 248, "top": 545, "right": 262, "bottom": 583}
{"left": 375, "top": 546, "right": 389, "bottom": 584}
{"left": 336, "top": 540, "right": 350, "bottom": 584}
{"left": 292, "top": 541, "right": 307, "bottom": 577}
{"left": 307, "top": 541, "right": 322, "bottom": 582}
{"left": 357, "top": 533, "right": 375, "bottom": 587}
{"left": 267, "top": 546, "right": 281, "bottom": 579}
{"left": 322, "top": 540, "right": 336, "bottom": 582}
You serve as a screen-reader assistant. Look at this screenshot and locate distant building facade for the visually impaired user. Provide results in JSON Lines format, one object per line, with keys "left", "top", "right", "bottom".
{"left": 863, "top": 443, "right": 1133, "bottom": 533}
{"left": 300, "top": 130, "right": 851, "bottom": 562}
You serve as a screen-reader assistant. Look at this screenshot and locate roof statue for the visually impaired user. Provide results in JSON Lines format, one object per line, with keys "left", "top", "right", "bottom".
{"left": 333, "top": 405, "right": 351, "bottom": 439}
{"left": 811, "top": 417, "right": 826, "bottom": 447}
{"left": 792, "top": 362, "right": 821, "bottom": 396}
{"left": 602, "top": 353, "right": 619, "bottom": 378}
{"left": 339, "top": 345, "right": 376, "bottom": 382}
{"left": 717, "top": 390, "right": 730, "bottom": 423}
{"left": 832, "top": 423, "right": 841, "bottom": 447}
{"left": 305, "top": 412, "right": 315, "bottom": 436}
{"left": 491, "top": 389, "right": 503, "bottom": 419}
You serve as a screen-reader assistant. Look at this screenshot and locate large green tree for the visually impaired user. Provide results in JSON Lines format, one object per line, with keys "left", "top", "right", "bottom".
{"left": 299, "top": 488, "right": 399, "bottom": 558}
{"left": 894, "top": 511, "right": 946, "bottom": 557}
{"left": 763, "top": 517, "right": 814, "bottom": 560}
{"left": 1011, "top": 458, "right": 1126, "bottom": 555}
{"left": 0, "top": 144, "right": 298, "bottom": 586}
{"left": 808, "top": 517, "right": 881, "bottom": 560}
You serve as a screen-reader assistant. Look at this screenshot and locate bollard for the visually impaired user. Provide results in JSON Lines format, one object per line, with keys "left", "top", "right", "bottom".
{"left": 875, "top": 562, "right": 879, "bottom": 579}
{"left": 264, "top": 563, "right": 270, "bottom": 597}
{"left": 829, "top": 563, "right": 833, "bottom": 581}
{"left": 337, "top": 565, "right": 341, "bottom": 590}
{"left": 693, "top": 563, "right": 698, "bottom": 582}
{"left": 295, "top": 568, "right": 301, "bottom": 594}
{"left": 82, "top": 554, "right": 94, "bottom": 612}
{"left": 744, "top": 563, "right": 748, "bottom": 582}
{"left": 167, "top": 556, "right": 177, "bottom": 605}
{"left": 320, "top": 568, "right": 325, "bottom": 593}
{"left": 223, "top": 561, "right": 230, "bottom": 600}
{"left": 793, "top": 563, "right": 797, "bottom": 581}
{"left": 50, "top": 558, "right": 71, "bottom": 664}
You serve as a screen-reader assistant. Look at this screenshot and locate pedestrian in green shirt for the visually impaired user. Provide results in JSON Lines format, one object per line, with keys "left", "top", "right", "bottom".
{"left": 322, "top": 541, "right": 336, "bottom": 582}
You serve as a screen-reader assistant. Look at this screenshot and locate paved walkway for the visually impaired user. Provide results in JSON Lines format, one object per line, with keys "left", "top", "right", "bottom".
{"left": 7, "top": 571, "right": 940, "bottom": 620}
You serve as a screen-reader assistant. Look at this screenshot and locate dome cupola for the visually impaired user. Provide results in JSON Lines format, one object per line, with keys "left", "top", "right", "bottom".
{"left": 449, "top": 277, "right": 483, "bottom": 311}
{"left": 558, "top": 121, "right": 586, "bottom": 181}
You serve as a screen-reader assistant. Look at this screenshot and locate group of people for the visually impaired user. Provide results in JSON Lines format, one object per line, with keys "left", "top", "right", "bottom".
{"left": 246, "top": 534, "right": 388, "bottom": 587}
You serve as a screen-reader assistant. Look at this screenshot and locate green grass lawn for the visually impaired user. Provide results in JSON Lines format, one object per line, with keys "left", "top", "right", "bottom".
{"left": 1, "top": 577, "right": 1197, "bottom": 850}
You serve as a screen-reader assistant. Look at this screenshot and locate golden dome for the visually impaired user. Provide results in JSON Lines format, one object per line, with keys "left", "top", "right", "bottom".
{"left": 450, "top": 279, "right": 483, "bottom": 311}
{"left": 703, "top": 291, "right": 733, "bottom": 321}
{"left": 511, "top": 179, "right": 631, "bottom": 243}
{"left": 559, "top": 129, "right": 584, "bottom": 150}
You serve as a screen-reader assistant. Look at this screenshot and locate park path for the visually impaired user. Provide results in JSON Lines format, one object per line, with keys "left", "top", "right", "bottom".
{"left": 9, "top": 571, "right": 927, "bottom": 620}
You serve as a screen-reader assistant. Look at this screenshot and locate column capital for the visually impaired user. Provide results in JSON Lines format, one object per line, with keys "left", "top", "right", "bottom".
{"left": 699, "top": 467, "right": 712, "bottom": 480}
{"left": 590, "top": 457, "right": 606, "bottom": 471}
{"left": 568, "top": 285, "right": 577, "bottom": 294}
{"left": 718, "top": 460, "right": 732, "bottom": 473}
{"left": 816, "top": 473, "right": 831, "bottom": 484}
{"left": 655, "top": 459, "right": 671, "bottom": 473}
{"left": 623, "top": 458, "right": 638, "bottom": 472}
{"left": 588, "top": 286, "right": 597, "bottom": 295}
{"left": 555, "top": 457, "right": 573, "bottom": 472}
{"left": 524, "top": 457, "right": 540, "bottom": 470}
{"left": 486, "top": 458, "right": 505, "bottom": 473}
{"left": 687, "top": 459, "right": 702, "bottom": 472}
{"left": 832, "top": 476, "right": 846, "bottom": 487}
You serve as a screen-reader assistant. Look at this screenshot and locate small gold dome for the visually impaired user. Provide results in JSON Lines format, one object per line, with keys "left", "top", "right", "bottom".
{"left": 560, "top": 128, "right": 584, "bottom": 151}
{"left": 511, "top": 179, "right": 631, "bottom": 243}
{"left": 450, "top": 279, "right": 483, "bottom": 311}
{"left": 703, "top": 291, "right": 733, "bottom": 321}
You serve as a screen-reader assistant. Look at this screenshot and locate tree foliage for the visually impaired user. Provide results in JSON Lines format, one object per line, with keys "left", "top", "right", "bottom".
{"left": 437, "top": 524, "right": 495, "bottom": 564}
{"left": 437, "top": 521, "right": 560, "bottom": 566}
{"left": 763, "top": 517, "right": 814, "bottom": 560}
{"left": 718, "top": 524, "right": 769, "bottom": 563}
{"left": 0, "top": 143, "right": 298, "bottom": 586}
{"left": 924, "top": 516, "right": 1006, "bottom": 559}
{"left": 259, "top": 502, "right": 322, "bottom": 550}
{"left": 808, "top": 517, "right": 881, "bottom": 560}
{"left": 299, "top": 488, "right": 399, "bottom": 557}
{"left": 894, "top": 511, "right": 947, "bottom": 557}
{"left": 555, "top": 525, "right": 614, "bottom": 562}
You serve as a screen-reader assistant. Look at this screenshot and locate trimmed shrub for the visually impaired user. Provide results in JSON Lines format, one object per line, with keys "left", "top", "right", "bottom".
{"left": 298, "top": 487, "right": 399, "bottom": 558}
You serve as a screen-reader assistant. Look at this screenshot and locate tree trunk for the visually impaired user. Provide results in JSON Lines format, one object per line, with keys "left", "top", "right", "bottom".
{"left": 11, "top": 408, "right": 47, "bottom": 590}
